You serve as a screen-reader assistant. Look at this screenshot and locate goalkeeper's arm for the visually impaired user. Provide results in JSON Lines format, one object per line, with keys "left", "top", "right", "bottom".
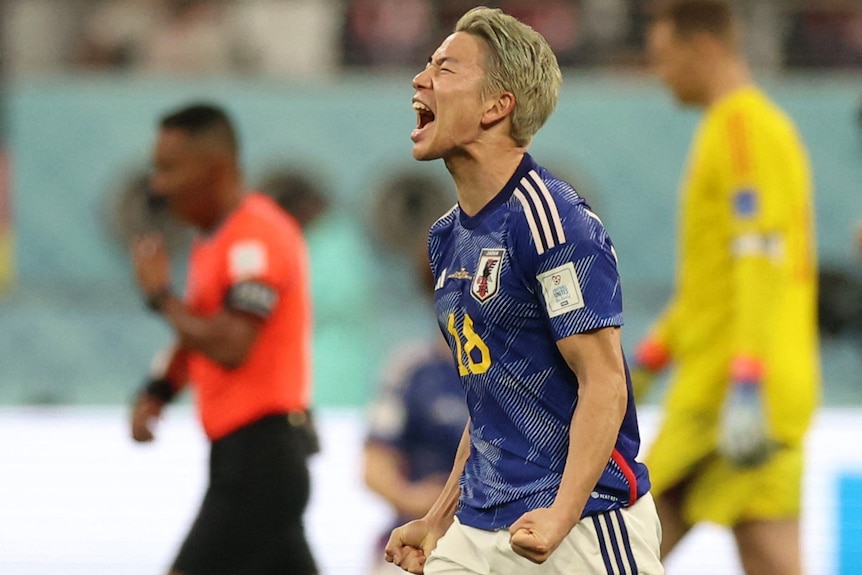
{"left": 629, "top": 337, "right": 671, "bottom": 403}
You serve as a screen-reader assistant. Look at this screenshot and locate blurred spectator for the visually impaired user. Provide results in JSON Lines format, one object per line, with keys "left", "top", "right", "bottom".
{"left": 441, "top": 0, "right": 651, "bottom": 68}
{"left": 366, "top": 170, "right": 455, "bottom": 258}
{"left": 226, "top": 0, "right": 342, "bottom": 78}
{"left": 341, "top": 0, "right": 438, "bottom": 69}
{"left": 77, "top": 0, "right": 244, "bottom": 75}
{"left": 256, "top": 167, "right": 331, "bottom": 231}
{"left": 76, "top": 0, "right": 341, "bottom": 77}
{"left": 738, "top": 0, "right": 788, "bottom": 71}
{"left": 8, "top": 0, "right": 862, "bottom": 75}
{"left": 504, "top": 0, "right": 586, "bottom": 67}
{"left": 784, "top": 0, "right": 862, "bottom": 68}
{"left": 340, "top": 0, "right": 641, "bottom": 70}
{"left": 75, "top": 0, "right": 158, "bottom": 70}
{"left": 3, "top": 0, "right": 90, "bottom": 76}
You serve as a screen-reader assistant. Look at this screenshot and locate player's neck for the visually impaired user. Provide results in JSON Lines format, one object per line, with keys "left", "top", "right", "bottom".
{"left": 445, "top": 146, "right": 526, "bottom": 217}
{"left": 705, "top": 58, "right": 751, "bottom": 107}
{"left": 201, "top": 182, "right": 246, "bottom": 233}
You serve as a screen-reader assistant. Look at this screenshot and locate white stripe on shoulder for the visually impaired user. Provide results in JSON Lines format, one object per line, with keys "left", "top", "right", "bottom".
{"left": 513, "top": 189, "right": 547, "bottom": 255}
{"left": 527, "top": 171, "right": 566, "bottom": 244}
{"left": 513, "top": 170, "right": 568, "bottom": 255}
{"left": 519, "top": 177, "right": 555, "bottom": 250}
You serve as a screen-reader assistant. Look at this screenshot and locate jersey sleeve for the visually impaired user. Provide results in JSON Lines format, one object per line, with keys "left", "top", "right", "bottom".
{"left": 720, "top": 110, "right": 784, "bottom": 363}
{"left": 516, "top": 202, "right": 624, "bottom": 341}
{"left": 222, "top": 221, "right": 291, "bottom": 319}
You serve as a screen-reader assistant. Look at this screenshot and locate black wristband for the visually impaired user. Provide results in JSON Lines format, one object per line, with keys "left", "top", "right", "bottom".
{"left": 141, "top": 377, "right": 177, "bottom": 403}
{"left": 145, "top": 286, "right": 173, "bottom": 312}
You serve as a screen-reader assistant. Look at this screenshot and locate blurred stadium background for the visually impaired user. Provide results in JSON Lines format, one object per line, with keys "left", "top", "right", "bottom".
{"left": 0, "top": 1, "right": 861, "bottom": 574}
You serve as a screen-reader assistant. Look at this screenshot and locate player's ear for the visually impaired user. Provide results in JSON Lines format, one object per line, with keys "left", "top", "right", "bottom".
{"left": 481, "top": 92, "right": 515, "bottom": 127}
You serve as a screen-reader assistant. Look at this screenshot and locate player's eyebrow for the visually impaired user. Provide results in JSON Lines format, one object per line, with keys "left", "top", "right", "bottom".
{"left": 428, "top": 55, "right": 457, "bottom": 67}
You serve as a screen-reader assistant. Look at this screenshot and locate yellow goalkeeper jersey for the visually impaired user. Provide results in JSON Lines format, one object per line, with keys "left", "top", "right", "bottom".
{"left": 652, "top": 85, "right": 820, "bottom": 446}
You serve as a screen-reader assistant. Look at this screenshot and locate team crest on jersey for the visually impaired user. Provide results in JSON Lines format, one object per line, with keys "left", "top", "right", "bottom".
{"left": 471, "top": 249, "right": 504, "bottom": 303}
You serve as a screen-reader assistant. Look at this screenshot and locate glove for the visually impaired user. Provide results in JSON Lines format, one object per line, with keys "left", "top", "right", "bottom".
{"left": 718, "top": 358, "right": 776, "bottom": 468}
{"left": 630, "top": 337, "right": 671, "bottom": 403}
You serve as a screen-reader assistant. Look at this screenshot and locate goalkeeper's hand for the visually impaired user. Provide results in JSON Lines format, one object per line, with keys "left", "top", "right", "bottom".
{"left": 718, "top": 359, "right": 776, "bottom": 467}
{"left": 630, "top": 337, "right": 671, "bottom": 403}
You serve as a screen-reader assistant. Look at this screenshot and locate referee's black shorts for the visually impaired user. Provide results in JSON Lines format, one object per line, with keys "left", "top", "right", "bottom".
{"left": 172, "top": 413, "right": 318, "bottom": 575}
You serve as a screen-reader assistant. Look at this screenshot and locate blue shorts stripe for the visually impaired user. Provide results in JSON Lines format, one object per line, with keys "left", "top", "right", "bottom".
{"left": 592, "top": 514, "right": 616, "bottom": 574}
{"left": 602, "top": 512, "right": 627, "bottom": 574}
{"left": 615, "top": 508, "right": 639, "bottom": 574}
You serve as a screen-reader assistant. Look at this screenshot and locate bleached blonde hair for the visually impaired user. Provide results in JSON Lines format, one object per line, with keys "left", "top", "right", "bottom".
{"left": 456, "top": 7, "right": 562, "bottom": 147}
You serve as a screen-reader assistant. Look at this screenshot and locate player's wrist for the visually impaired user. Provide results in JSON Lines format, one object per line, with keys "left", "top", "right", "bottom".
{"left": 634, "top": 337, "right": 670, "bottom": 373}
{"left": 549, "top": 498, "right": 585, "bottom": 528}
{"left": 139, "top": 376, "right": 177, "bottom": 404}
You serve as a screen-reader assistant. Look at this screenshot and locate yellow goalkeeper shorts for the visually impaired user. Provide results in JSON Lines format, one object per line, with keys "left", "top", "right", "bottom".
{"left": 645, "top": 409, "right": 803, "bottom": 526}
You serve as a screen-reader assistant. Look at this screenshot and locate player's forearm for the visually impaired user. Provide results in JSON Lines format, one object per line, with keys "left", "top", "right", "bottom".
{"left": 150, "top": 342, "right": 190, "bottom": 384}
{"left": 141, "top": 343, "right": 191, "bottom": 402}
{"left": 553, "top": 371, "right": 627, "bottom": 524}
{"left": 157, "top": 296, "right": 256, "bottom": 369}
{"left": 364, "top": 444, "right": 435, "bottom": 517}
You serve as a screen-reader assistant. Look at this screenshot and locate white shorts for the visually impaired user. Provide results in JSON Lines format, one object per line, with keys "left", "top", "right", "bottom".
{"left": 425, "top": 493, "right": 663, "bottom": 575}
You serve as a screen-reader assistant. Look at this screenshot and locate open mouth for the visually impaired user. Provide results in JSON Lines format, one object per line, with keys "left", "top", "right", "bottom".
{"left": 413, "top": 101, "right": 435, "bottom": 130}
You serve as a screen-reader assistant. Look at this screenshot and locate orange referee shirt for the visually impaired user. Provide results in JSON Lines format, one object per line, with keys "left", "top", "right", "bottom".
{"left": 185, "top": 192, "right": 312, "bottom": 440}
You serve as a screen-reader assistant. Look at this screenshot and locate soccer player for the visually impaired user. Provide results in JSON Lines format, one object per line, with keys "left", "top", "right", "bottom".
{"left": 128, "top": 103, "right": 319, "bottom": 575}
{"left": 632, "top": 2, "right": 820, "bottom": 574}
{"left": 384, "top": 7, "right": 663, "bottom": 575}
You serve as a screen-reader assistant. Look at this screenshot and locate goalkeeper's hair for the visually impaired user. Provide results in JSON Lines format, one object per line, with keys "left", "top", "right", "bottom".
{"left": 651, "top": 0, "right": 740, "bottom": 49}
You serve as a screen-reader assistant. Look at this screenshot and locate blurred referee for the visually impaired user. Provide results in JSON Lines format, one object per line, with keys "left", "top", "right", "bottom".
{"left": 129, "top": 103, "right": 319, "bottom": 575}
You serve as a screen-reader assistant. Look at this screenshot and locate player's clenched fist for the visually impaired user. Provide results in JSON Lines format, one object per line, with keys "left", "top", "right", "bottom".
{"left": 508, "top": 507, "right": 575, "bottom": 564}
{"left": 385, "top": 517, "right": 444, "bottom": 574}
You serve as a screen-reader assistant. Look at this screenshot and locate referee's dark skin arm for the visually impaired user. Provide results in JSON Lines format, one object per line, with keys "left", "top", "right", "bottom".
{"left": 131, "top": 232, "right": 262, "bottom": 370}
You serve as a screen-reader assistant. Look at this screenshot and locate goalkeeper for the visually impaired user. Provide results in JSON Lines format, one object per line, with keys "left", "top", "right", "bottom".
{"left": 635, "top": 2, "right": 820, "bottom": 574}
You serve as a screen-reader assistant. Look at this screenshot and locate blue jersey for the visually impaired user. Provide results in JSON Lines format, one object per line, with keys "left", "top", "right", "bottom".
{"left": 428, "top": 153, "right": 650, "bottom": 530}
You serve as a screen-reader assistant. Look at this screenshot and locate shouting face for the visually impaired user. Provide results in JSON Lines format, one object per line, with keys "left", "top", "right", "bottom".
{"left": 410, "top": 32, "right": 492, "bottom": 161}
